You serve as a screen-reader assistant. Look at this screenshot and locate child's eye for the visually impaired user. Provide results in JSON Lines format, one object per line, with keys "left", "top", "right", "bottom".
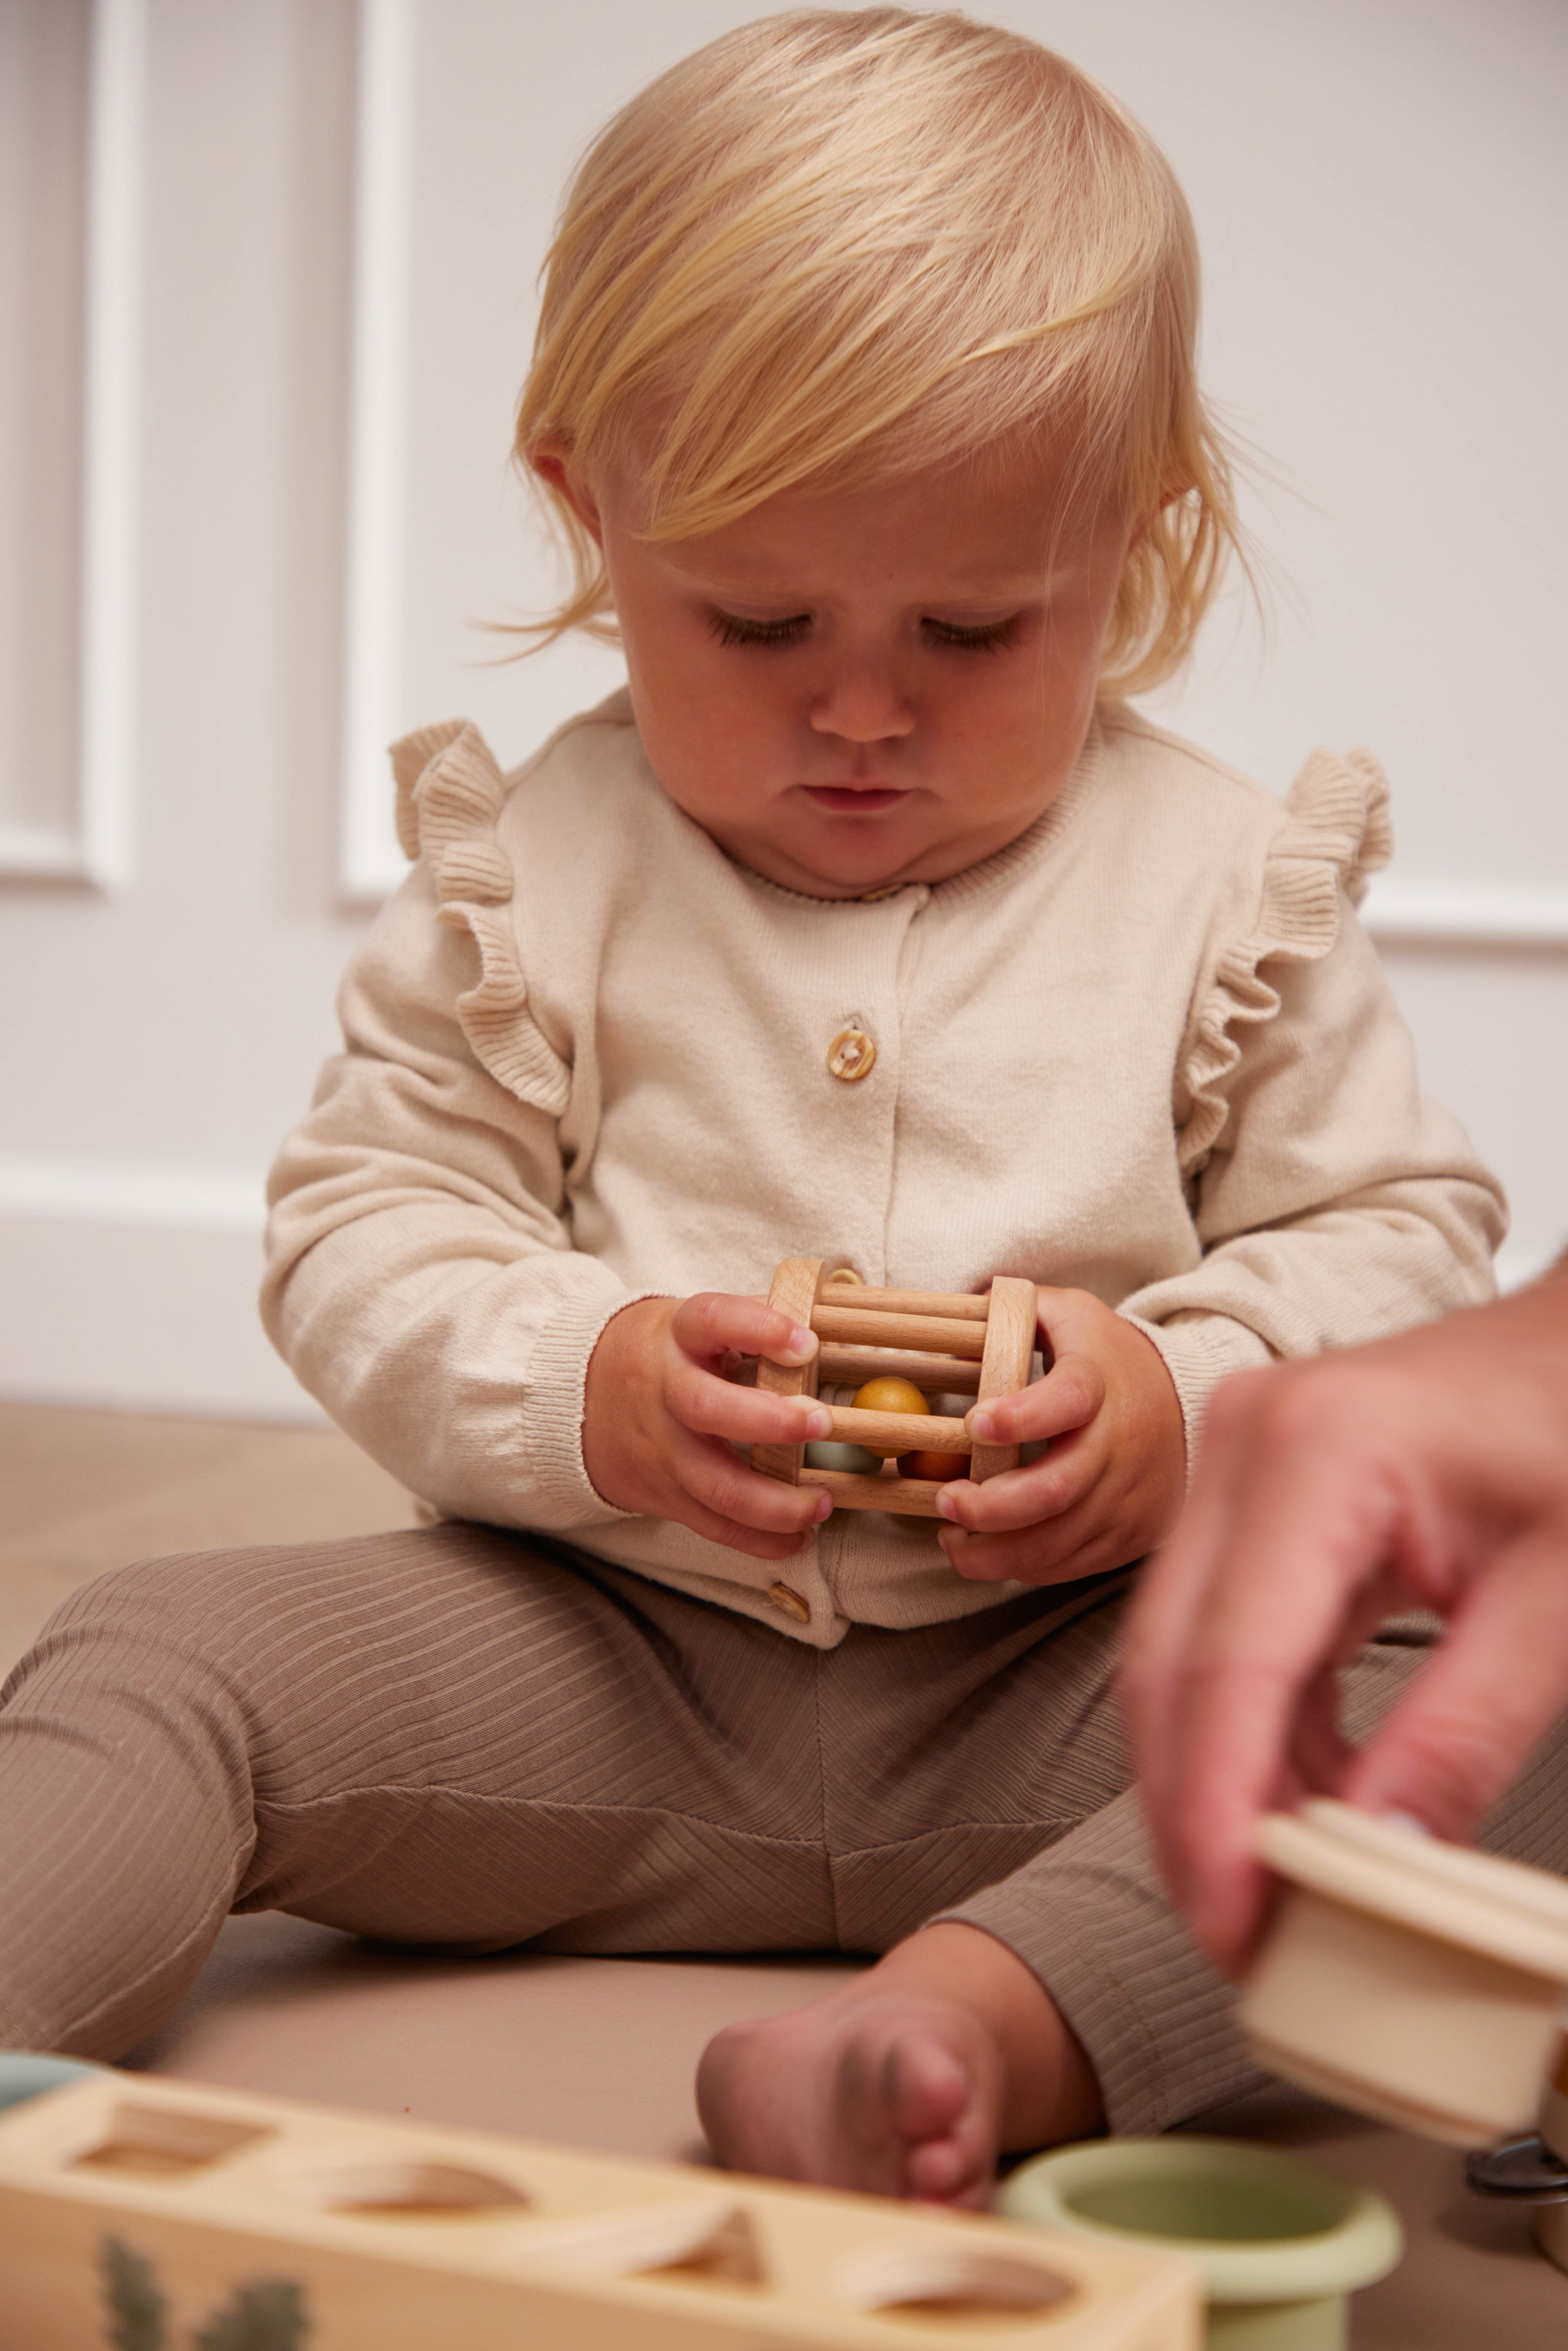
{"left": 708, "top": 610, "right": 811, "bottom": 650}
{"left": 921, "top": 615, "right": 1023, "bottom": 654}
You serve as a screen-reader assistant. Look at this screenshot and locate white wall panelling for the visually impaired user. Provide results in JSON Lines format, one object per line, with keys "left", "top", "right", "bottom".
{"left": 0, "top": 2, "right": 1563, "bottom": 1421}
{"left": 1362, "top": 881, "right": 1568, "bottom": 952}
{"left": 0, "top": 0, "right": 144, "bottom": 886}
{"left": 0, "top": 1156, "right": 317, "bottom": 1419}
{"left": 338, "top": 0, "right": 418, "bottom": 902}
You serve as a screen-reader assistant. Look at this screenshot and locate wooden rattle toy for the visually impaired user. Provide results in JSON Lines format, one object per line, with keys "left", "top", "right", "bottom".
{"left": 0, "top": 2061, "right": 1202, "bottom": 2348}
{"left": 752, "top": 1260, "right": 1037, "bottom": 1516}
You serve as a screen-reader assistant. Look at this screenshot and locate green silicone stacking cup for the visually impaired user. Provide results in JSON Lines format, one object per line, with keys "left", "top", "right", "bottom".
{"left": 1001, "top": 2135, "right": 1401, "bottom": 2351}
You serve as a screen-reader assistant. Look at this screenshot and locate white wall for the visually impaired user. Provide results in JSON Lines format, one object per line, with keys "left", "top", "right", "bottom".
{"left": 1, "top": 0, "right": 1564, "bottom": 1422}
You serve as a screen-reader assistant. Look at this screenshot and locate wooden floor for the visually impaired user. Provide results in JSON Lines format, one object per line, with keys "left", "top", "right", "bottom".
{"left": 0, "top": 1400, "right": 418, "bottom": 1676}
{"left": 3, "top": 1403, "right": 1566, "bottom": 2340}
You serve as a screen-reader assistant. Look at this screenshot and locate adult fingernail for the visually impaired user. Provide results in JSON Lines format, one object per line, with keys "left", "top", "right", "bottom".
{"left": 804, "top": 1406, "right": 831, "bottom": 1437}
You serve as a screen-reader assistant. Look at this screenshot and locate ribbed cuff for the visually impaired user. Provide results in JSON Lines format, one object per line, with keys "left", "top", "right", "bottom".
{"left": 1120, "top": 1311, "right": 1272, "bottom": 1490}
{"left": 513, "top": 1283, "right": 668, "bottom": 1532}
{"left": 932, "top": 1791, "right": 1269, "bottom": 2135}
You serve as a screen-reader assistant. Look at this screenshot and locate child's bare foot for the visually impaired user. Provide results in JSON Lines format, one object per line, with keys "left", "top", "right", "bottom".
{"left": 699, "top": 1987, "right": 1004, "bottom": 2205}
{"left": 696, "top": 1923, "right": 1102, "bottom": 2207}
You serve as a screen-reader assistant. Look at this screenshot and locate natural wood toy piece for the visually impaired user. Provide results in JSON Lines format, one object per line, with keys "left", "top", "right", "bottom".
{"left": 1238, "top": 1799, "right": 1568, "bottom": 2149}
{"left": 753, "top": 1260, "right": 1037, "bottom": 1516}
{"left": 0, "top": 2066, "right": 1202, "bottom": 2348}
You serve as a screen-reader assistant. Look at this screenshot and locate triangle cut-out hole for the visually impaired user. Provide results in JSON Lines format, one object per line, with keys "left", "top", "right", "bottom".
{"left": 642, "top": 2206, "right": 767, "bottom": 2288}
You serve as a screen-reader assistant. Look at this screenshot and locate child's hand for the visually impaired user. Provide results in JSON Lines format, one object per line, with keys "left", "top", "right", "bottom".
{"left": 936, "top": 1288, "right": 1185, "bottom": 1585}
{"left": 583, "top": 1294, "right": 835, "bottom": 1558}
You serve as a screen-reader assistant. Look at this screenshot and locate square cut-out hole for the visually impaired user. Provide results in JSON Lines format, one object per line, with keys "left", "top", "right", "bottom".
{"left": 530, "top": 2202, "right": 768, "bottom": 2288}
{"left": 288, "top": 2159, "right": 529, "bottom": 2221}
{"left": 846, "top": 2248, "right": 1077, "bottom": 2329}
{"left": 72, "top": 2105, "right": 273, "bottom": 2180}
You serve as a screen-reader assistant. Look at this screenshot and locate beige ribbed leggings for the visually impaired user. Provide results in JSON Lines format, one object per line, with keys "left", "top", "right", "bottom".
{"left": 3, "top": 1525, "right": 1565, "bottom": 2135}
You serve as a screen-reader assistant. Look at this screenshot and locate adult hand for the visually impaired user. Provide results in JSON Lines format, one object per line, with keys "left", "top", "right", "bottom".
{"left": 936, "top": 1287, "right": 1186, "bottom": 1587}
{"left": 584, "top": 1294, "right": 832, "bottom": 1557}
{"left": 1123, "top": 1263, "right": 1568, "bottom": 1974}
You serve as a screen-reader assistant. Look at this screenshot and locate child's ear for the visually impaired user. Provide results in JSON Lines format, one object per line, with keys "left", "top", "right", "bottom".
{"left": 1127, "top": 483, "right": 1186, "bottom": 551}
{"left": 528, "top": 438, "right": 605, "bottom": 547}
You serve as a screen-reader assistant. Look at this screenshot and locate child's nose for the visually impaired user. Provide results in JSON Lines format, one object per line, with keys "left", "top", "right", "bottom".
{"left": 808, "top": 663, "right": 916, "bottom": 745}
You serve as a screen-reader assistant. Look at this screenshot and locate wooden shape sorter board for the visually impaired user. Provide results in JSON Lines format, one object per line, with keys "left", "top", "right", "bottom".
{"left": 754, "top": 1261, "right": 1038, "bottom": 1516}
{"left": 0, "top": 2070, "right": 1200, "bottom": 2348}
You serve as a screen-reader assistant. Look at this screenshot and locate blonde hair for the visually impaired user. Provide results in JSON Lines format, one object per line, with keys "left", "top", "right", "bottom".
{"left": 514, "top": 9, "right": 1243, "bottom": 696}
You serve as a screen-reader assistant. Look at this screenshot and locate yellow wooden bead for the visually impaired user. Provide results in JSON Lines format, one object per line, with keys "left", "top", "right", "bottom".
{"left": 850, "top": 1377, "right": 930, "bottom": 1418}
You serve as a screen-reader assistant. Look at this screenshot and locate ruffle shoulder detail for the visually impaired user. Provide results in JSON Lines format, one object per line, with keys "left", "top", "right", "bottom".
{"left": 389, "top": 720, "right": 572, "bottom": 1118}
{"left": 1179, "top": 747, "right": 1392, "bottom": 1177}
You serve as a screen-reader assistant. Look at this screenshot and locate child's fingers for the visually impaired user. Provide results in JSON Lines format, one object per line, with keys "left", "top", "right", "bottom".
{"left": 671, "top": 1432, "right": 832, "bottom": 1544}
{"left": 936, "top": 1427, "right": 1101, "bottom": 1535}
{"left": 965, "top": 1351, "right": 1103, "bottom": 1450}
{"left": 671, "top": 1291, "right": 818, "bottom": 1370}
{"left": 666, "top": 1358, "right": 830, "bottom": 1448}
{"left": 937, "top": 1499, "right": 1123, "bottom": 1587}
{"left": 672, "top": 1494, "right": 823, "bottom": 1560}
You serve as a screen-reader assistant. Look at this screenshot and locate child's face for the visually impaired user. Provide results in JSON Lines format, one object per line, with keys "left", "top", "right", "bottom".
{"left": 545, "top": 446, "right": 1138, "bottom": 898}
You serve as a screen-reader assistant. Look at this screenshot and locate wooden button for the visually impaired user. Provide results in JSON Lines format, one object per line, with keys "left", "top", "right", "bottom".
{"left": 827, "top": 1027, "right": 877, "bottom": 1082}
{"left": 768, "top": 1581, "right": 811, "bottom": 1624}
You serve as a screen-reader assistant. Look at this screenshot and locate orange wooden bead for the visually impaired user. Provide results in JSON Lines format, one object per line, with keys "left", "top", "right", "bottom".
{"left": 898, "top": 1449, "right": 969, "bottom": 1483}
{"left": 850, "top": 1377, "right": 929, "bottom": 1458}
{"left": 850, "top": 1376, "right": 929, "bottom": 1417}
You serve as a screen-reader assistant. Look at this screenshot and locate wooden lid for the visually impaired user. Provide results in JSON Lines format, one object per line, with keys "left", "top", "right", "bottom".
{"left": 1257, "top": 1801, "right": 1568, "bottom": 1984}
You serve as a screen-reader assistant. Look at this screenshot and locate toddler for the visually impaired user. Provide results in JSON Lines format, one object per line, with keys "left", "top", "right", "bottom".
{"left": 4, "top": 10, "right": 1561, "bottom": 2208}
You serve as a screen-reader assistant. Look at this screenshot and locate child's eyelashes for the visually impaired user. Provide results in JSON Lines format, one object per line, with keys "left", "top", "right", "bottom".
{"left": 921, "top": 615, "right": 1023, "bottom": 656}
{"left": 705, "top": 611, "right": 1025, "bottom": 654}
{"left": 708, "top": 610, "right": 812, "bottom": 650}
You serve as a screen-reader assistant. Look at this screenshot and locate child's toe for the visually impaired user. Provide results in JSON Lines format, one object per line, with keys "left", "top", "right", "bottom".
{"left": 881, "top": 2028, "right": 971, "bottom": 2143}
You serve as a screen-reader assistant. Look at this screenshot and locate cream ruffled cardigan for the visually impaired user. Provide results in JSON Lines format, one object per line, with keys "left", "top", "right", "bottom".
{"left": 262, "top": 691, "right": 1504, "bottom": 1646}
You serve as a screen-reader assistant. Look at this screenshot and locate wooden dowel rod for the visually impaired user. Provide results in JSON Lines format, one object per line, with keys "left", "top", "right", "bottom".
{"left": 753, "top": 1256, "right": 825, "bottom": 1483}
{"left": 824, "top": 1287, "right": 989, "bottom": 1323}
{"left": 812, "top": 1305, "right": 987, "bottom": 1360}
{"left": 799, "top": 1469, "right": 957, "bottom": 1517}
{"left": 824, "top": 1405, "right": 971, "bottom": 1454}
{"left": 971, "top": 1272, "right": 1037, "bottom": 1484}
{"left": 817, "top": 1343, "right": 982, "bottom": 1394}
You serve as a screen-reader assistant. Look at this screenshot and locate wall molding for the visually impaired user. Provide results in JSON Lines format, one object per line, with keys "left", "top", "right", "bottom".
{"left": 338, "top": 0, "right": 418, "bottom": 904}
{"left": 0, "top": 1154, "right": 265, "bottom": 1232}
{"left": 0, "top": 1154, "right": 320, "bottom": 1423}
{"left": 1363, "top": 877, "right": 1568, "bottom": 950}
{"left": 0, "top": 1150, "right": 1553, "bottom": 1423}
{"left": 0, "top": 0, "right": 145, "bottom": 887}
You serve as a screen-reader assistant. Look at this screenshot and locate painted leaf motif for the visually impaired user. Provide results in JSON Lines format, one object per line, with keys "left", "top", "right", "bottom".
{"left": 192, "top": 2279, "right": 311, "bottom": 2351}
{"left": 100, "top": 2236, "right": 167, "bottom": 2351}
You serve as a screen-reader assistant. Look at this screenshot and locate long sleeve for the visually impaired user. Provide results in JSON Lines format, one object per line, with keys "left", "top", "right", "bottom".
{"left": 262, "top": 798, "right": 649, "bottom": 1537}
{"left": 1118, "top": 750, "right": 1505, "bottom": 1457}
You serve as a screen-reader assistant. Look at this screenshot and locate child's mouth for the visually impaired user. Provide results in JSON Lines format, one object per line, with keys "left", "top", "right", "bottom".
{"left": 802, "top": 784, "right": 910, "bottom": 813}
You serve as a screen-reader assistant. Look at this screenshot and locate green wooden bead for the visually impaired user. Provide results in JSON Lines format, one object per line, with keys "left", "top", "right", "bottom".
{"left": 804, "top": 1441, "right": 881, "bottom": 1474}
